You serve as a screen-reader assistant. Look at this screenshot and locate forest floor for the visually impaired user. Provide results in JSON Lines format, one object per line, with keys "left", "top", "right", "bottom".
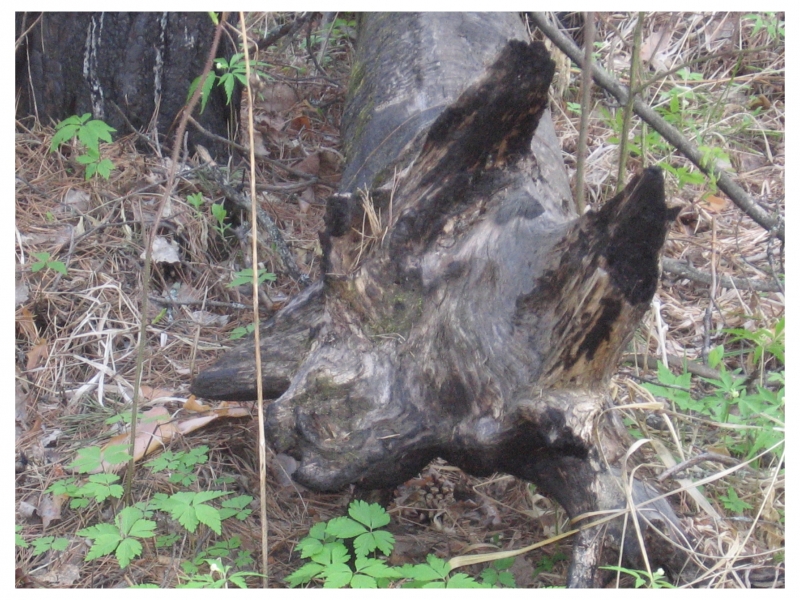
{"left": 15, "top": 12, "right": 784, "bottom": 588}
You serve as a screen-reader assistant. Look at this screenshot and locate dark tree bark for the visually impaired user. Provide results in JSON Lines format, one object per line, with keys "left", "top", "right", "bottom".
{"left": 191, "top": 13, "right": 692, "bottom": 586}
{"left": 15, "top": 12, "right": 238, "bottom": 159}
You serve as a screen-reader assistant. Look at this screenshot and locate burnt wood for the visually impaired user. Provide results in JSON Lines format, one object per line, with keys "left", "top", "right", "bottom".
{"left": 191, "top": 13, "right": 691, "bottom": 587}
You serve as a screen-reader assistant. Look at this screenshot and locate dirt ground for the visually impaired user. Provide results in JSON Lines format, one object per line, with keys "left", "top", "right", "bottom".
{"left": 15, "top": 13, "right": 784, "bottom": 588}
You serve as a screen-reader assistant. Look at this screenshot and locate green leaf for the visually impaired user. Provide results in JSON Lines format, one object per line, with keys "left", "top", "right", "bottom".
{"left": 115, "top": 537, "right": 143, "bottom": 569}
{"left": 350, "top": 574, "right": 378, "bottom": 588}
{"left": 308, "top": 521, "right": 328, "bottom": 540}
{"left": 708, "top": 345, "right": 724, "bottom": 369}
{"left": 446, "top": 572, "right": 485, "bottom": 588}
{"left": 297, "top": 536, "right": 325, "bottom": 559}
{"left": 349, "top": 499, "right": 391, "bottom": 529}
{"left": 48, "top": 260, "right": 68, "bottom": 275}
{"left": 16, "top": 525, "right": 29, "bottom": 549}
{"left": 311, "top": 542, "right": 349, "bottom": 566}
{"left": 498, "top": 571, "right": 516, "bottom": 587}
{"left": 78, "top": 118, "right": 116, "bottom": 150}
{"left": 69, "top": 447, "right": 105, "bottom": 473}
{"left": 104, "top": 444, "right": 132, "bottom": 466}
{"left": 285, "top": 562, "right": 325, "bottom": 587}
{"left": 80, "top": 527, "right": 123, "bottom": 561}
{"left": 322, "top": 562, "right": 353, "bottom": 588}
{"left": 195, "top": 502, "right": 223, "bottom": 534}
{"left": 355, "top": 557, "right": 400, "bottom": 579}
{"left": 353, "top": 530, "right": 395, "bottom": 557}
{"left": 31, "top": 536, "right": 56, "bottom": 556}
{"left": 398, "top": 555, "right": 450, "bottom": 582}
{"left": 326, "top": 516, "right": 367, "bottom": 539}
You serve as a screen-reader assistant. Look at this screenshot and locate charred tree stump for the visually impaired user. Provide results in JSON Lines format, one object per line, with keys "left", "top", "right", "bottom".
{"left": 15, "top": 12, "right": 238, "bottom": 159}
{"left": 191, "top": 13, "right": 691, "bottom": 586}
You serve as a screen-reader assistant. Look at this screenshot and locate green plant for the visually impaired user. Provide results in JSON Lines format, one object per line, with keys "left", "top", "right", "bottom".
{"left": 532, "top": 550, "right": 569, "bottom": 579}
{"left": 724, "top": 317, "right": 784, "bottom": 379}
{"left": 184, "top": 537, "right": 255, "bottom": 572}
{"left": 48, "top": 473, "right": 124, "bottom": 509}
{"left": 30, "top": 251, "right": 67, "bottom": 275}
{"left": 149, "top": 491, "right": 230, "bottom": 535}
{"left": 188, "top": 53, "right": 272, "bottom": 114}
{"left": 16, "top": 525, "right": 28, "bottom": 549}
{"left": 35, "top": 438, "right": 263, "bottom": 587}
{"left": 226, "top": 268, "right": 277, "bottom": 288}
{"left": 30, "top": 536, "right": 71, "bottom": 557}
{"left": 643, "top": 338, "right": 784, "bottom": 460}
{"left": 229, "top": 323, "right": 256, "bottom": 340}
{"left": 211, "top": 202, "right": 230, "bottom": 236}
{"left": 719, "top": 487, "right": 753, "bottom": 515}
{"left": 744, "top": 13, "right": 785, "bottom": 41}
{"left": 286, "top": 500, "right": 509, "bottom": 589}
{"left": 147, "top": 446, "right": 209, "bottom": 486}
{"left": 178, "top": 558, "right": 264, "bottom": 589}
{"left": 600, "top": 566, "right": 675, "bottom": 588}
{"left": 479, "top": 557, "right": 516, "bottom": 587}
{"left": 77, "top": 506, "right": 157, "bottom": 568}
{"left": 186, "top": 192, "right": 205, "bottom": 212}
{"left": 67, "top": 444, "right": 131, "bottom": 474}
{"left": 50, "top": 113, "right": 116, "bottom": 180}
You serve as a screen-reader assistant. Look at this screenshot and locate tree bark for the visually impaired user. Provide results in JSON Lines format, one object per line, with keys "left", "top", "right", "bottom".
{"left": 191, "top": 13, "right": 691, "bottom": 586}
{"left": 15, "top": 12, "right": 237, "bottom": 159}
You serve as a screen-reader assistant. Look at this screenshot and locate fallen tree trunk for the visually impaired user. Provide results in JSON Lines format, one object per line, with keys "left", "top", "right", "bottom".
{"left": 192, "top": 13, "right": 691, "bottom": 587}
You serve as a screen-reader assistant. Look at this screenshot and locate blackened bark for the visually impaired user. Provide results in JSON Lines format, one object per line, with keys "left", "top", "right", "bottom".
{"left": 15, "top": 12, "right": 238, "bottom": 159}
{"left": 191, "top": 13, "right": 691, "bottom": 586}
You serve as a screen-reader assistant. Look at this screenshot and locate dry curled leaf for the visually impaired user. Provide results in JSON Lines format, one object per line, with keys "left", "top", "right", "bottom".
{"left": 25, "top": 340, "right": 49, "bottom": 371}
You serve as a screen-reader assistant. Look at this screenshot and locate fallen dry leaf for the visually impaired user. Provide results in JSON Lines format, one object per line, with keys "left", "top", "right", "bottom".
{"left": 25, "top": 340, "right": 49, "bottom": 371}
{"left": 139, "top": 386, "right": 175, "bottom": 402}
{"left": 36, "top": 564, "right": 80, "bottom": 586}
{"left": 38, "top": 493, "right": 65, "bottom": 529}
{"left": 143, "top": 236, "right": 180, "bottom": 264}
{"left": 703, "top": 195, "right": 728, "bottom": 213}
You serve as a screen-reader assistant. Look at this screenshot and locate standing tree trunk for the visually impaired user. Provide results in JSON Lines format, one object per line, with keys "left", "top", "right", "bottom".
{"left": 15, "top": 12, "right": 238, "bottom": 158}
{"left": 191, "top": 13, "right": 690, "bottom": 587}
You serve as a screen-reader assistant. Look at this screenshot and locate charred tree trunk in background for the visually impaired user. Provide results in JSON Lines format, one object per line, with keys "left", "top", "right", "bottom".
{"left": 15, "top": 12, "right": 238, "bottom": 159}
{"left": 191, "top": 13, "right": 691, "bottom": 587}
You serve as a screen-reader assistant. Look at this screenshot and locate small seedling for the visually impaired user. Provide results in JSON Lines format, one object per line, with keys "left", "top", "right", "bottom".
{"left": 229, "top": 323, "right": 256, "bottom": 340}
{"left": 78, "top": 506, "right": 156, "bottom": 568}
{"left": 177, "top": 558, "right": 264, "bottom": 589}
{"left": 211, "top": 203, "right": 230, "bottom": 236}
{"left": 50, "top": 113, "right": 116, "bottom": 180}
{"left": 600, "top": 566, "right": 675, "bottom": 588}
{"left": 148, "top": 491, "right": 230, "bottom": 534}
{"left": 226, "top": 268, "right": 277, "bottom": 288}
{"left": 30, "top": 536, "right": 70, "bottom": 557}
{"left": 720, "top": 487, "right": 753, "bottom": 515}
{"left": 15, "top": 525, "right": 28, "bottom": 549}
{"left": 479, "top": 557, "right": 517, "bottom": 587}
{"left": 68, "top": 444, "right": 131, "bottom": 474}
{"left": 186, "top": 192, "right": 205, "bottom": 212}
{"left": 147, "top": 446, "right": 209, "bottom": 486}
{"left": 188, "top": 53, "right": 272, "bottom": 113}
{"left": 30, "top": 251, "right": 67, "bottom": 275}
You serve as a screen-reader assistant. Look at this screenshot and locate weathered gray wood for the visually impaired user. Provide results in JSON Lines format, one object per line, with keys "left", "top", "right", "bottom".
{"left": 191, "top": 13, "right": 690, "bottom": 587}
